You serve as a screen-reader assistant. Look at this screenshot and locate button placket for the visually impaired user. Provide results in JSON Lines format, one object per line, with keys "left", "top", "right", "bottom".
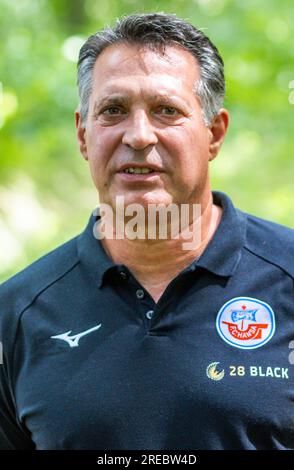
{"left": 132, "top": 284, "right": 157, "bottom": 328}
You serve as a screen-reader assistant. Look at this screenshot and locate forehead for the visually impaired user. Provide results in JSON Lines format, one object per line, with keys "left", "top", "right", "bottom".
{"left": 91, "top": 43, "right": 200, "bottom": 98}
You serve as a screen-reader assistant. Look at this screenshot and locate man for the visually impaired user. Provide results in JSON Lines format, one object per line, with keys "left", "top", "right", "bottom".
{"left": 0, "top": 13, "right": 293, "bottom": 450}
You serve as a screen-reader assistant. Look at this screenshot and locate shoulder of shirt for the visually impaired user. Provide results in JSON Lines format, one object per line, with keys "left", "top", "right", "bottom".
{"left": 0, "top": 235, "right": 80, "bottom": 326}
{"left": 239, "top": 209, "right": 294, "bottom": 279}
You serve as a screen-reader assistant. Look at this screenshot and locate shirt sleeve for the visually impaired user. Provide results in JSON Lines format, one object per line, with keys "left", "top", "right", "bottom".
{"left": 0, "top": 351, "right": 35, "bottom": 449}
{"left": 0, "top": 270, "right": 38, "bottom": 449}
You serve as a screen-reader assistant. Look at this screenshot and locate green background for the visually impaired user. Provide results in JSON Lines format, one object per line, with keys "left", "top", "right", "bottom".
{"left": 0, "top": 0, "right": 293, "bottom": 283}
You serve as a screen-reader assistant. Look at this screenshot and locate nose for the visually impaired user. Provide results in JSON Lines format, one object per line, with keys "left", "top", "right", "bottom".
{"left": 122, "top": 110, "right": 158, "bottom": 150}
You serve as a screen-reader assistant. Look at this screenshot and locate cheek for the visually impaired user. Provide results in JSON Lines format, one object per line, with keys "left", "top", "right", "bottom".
{"left": 87, "top": 126, "right": 127, "bottom": 195}
{"left": 86, "top": 125, "right": 119, "bottom": 161}
{"left": 163, "top": 126, "right": 210, "bottom": 174}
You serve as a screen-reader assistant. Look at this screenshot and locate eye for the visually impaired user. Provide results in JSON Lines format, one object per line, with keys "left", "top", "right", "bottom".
{"left": 102, "top": 106, "right": 126, "bottom": 115}
{"left": 155, "top": 106, "right": 181, "bottom": 116}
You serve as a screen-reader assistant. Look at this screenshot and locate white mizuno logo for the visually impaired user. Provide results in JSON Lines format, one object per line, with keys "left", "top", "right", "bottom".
{"left": 50, "top": 324, "right": 102, "bottom": 348}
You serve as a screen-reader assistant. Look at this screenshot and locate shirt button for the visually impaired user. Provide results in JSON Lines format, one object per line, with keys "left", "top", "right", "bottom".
{"left": 120, "top": 271, "right": 127, "bottom": 280}
{"left": 146, "top": 310, "right": 154, "bottom": 320}
{"left": 136, "top": 289, "right": 145, "bottom": 299}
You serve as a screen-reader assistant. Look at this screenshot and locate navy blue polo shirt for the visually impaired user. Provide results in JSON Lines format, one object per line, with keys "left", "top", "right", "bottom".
{"left": 0, "top": 191, "right": 293, "bottom": 450}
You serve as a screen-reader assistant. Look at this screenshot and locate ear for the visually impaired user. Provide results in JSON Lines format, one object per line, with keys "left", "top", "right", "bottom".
{"left": 208, "top": 108, "right": 229, "bottom": 161}
{"left": 75, "top": 109, "right": 88, "bottom": 161}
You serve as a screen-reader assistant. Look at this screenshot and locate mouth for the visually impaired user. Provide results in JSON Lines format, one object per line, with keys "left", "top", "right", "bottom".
{"left": 122, "top": 167, "right": 155, "bottom": 174}
{"left": 117, "top": 165, "right": 163, "bottom": 181}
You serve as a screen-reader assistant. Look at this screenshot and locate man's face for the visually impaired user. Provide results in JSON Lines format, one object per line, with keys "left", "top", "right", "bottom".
{"left": 76, "top": 43, "right": 228, "bottom": 210}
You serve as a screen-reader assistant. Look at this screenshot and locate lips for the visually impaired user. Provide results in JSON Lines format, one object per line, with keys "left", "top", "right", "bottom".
{"left": 116, "top": 164, "right": 163, "bottom": 183}
{"left": 117, "top": 163, "right": 163, "bottom": 173}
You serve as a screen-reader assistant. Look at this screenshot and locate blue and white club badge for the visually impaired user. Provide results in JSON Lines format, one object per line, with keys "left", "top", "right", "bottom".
{"left": 216, "top": 297, "right": 275, "bottom": 350}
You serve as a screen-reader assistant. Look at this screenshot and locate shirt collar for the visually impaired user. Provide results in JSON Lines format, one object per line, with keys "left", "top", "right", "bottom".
{"left": 195, "top": 191, "right": 247, "bottom": 277}
{"left": 77, "top": 209, "right": 116, "bottom": 288}
{"left": 77, "top": 191, "right": 247, "bottom": 287}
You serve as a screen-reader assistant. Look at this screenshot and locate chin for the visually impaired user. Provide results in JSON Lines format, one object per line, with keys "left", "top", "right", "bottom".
{"left": 127, "top": 194, "right": 172, "bottom": 208}
{"left": 103, "top": 189, "right": 173, "bottom": 212}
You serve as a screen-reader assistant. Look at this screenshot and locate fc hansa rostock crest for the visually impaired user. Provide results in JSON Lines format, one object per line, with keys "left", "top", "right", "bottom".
{"left": 216, "top": 297, "right": 275, "bottom": 350}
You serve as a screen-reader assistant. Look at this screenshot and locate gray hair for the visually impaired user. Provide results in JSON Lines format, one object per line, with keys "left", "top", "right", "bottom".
{"left": 77, "top": 13, "right": 225, "bottom": 127}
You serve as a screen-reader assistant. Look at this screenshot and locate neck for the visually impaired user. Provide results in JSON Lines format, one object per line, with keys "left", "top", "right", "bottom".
{"left": 100, "top": 193, "right": 222, "bottom": 300}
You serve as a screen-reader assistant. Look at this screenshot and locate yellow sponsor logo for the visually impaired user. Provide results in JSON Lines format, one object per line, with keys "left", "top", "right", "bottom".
{"left": 206, "top": 362, "right": 225, "bottom": 381}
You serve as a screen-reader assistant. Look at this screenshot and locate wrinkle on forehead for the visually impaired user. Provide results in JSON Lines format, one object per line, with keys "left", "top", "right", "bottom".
{"left": 95, "top": 75, "right": 186, "bottom": 98}
{"left": 92, "top": 43, "right": 200, "bottom": 81}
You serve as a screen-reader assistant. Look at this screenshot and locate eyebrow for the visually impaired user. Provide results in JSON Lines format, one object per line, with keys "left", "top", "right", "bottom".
{"left": 93, "top": 95, "right": 130, "bottom": 112}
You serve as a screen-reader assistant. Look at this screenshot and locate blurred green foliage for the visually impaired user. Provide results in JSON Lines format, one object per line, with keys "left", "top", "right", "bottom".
{"left": 0, "top": 0, "right": 293, "bottom": 282}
